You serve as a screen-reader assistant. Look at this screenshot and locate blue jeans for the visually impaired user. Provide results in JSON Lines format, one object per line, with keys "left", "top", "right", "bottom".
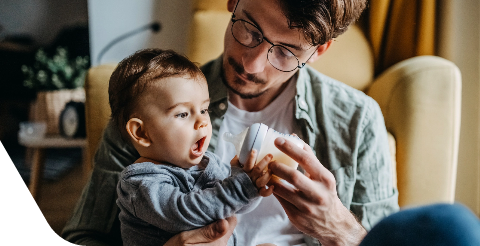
{"left": 359, "top": 203, "right": 480, "bottom": 246}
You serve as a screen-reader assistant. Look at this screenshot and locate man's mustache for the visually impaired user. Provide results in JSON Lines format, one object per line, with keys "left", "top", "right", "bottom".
{"left": 227, "top": 57, "right": 266, "bottom": 85}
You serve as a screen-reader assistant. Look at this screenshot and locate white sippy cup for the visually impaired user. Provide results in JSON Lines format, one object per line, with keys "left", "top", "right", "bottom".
{"left": 223, "top": 123, "right": 304, "bottom": 170}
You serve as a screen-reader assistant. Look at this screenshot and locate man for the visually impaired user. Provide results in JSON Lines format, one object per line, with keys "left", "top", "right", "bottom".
{"left": 62, "top": 0, "right": 399, "bottom": 245}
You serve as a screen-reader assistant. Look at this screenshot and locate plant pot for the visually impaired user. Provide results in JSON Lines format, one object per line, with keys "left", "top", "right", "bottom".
{"left": 30, "top": 88, "right": 85, "bottom": 135}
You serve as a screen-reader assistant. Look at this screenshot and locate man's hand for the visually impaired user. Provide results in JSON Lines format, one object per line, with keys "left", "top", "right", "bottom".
{"left": 164, "top": 216, "right": 237, "bottom": 246}
{"left": 269, "top": 137, "right": 367, "bottom": 246}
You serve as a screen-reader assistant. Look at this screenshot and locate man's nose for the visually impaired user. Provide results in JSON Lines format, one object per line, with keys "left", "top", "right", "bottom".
{"left": 242, "top": 43, "right": 269, "bottom": 74}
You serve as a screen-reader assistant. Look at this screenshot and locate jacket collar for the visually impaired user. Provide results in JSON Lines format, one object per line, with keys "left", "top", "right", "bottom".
{"left": 295, "top": 66, "right": 317, "bottom": 133}
{"left": 204, "top": 54, "right": 228, "bottom": 105}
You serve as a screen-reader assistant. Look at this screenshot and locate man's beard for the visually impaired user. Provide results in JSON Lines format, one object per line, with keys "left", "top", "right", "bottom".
{"left": 222, "top": 56, "right": 268, "bottom": 99}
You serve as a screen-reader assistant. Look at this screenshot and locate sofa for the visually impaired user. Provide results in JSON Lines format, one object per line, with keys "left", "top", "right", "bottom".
{"left": 84, "top": 0, "right": 462, "bottom": 208}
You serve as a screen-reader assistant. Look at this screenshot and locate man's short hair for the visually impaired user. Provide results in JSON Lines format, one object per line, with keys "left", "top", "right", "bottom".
{"left": 279, "top": 0, "right": 367, "bottom": 46}
{"left": 108, "top": 48, "right": 205, "bottom": 139}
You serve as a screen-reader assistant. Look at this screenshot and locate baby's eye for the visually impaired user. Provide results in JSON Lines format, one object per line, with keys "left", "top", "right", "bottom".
{"left": 176, "top": 112, "right": 189, "bottom": 118}
{"left": 201, "top": 109, "right": 210, "bottom": 115}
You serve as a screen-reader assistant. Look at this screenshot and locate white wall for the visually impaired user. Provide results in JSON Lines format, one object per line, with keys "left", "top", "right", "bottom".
{"left": 0, "top": 0, "right": 88, "bottom": 45}
{"left": 0, "top": 0, "right": 193, "bottom": 63}
{"left": 438, "top": 0, "right": 480, "bottom": 216}
{"left": 88, "top": 0, "right": 193, "bottom": 66}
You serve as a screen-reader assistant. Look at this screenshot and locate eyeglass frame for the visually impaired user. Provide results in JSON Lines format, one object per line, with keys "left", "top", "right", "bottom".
{"left": 230, "top": 0, "right": 318, "bottom": 72}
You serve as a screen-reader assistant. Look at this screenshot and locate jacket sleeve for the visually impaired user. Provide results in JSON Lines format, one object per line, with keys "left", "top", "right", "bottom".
{"left": 117, "top": 166, "right": 259, "bottom": 234}
{"left": 349, "top": 99, "right": 399, "bottom": 230}
{"left": 61, "top": 120, "right": 139, "bottom": 246}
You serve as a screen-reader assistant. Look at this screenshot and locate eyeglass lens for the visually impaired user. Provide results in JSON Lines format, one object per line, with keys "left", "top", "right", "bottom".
{"left": 232, "top": 19, "right": 300, "bottom": 72}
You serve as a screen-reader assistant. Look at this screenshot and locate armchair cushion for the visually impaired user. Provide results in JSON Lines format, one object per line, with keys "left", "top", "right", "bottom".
{"left": 187, "top": 10, "right": 230, "bottom": 65}
{"left": 309, "top": 24, "right": 374, "bottom": 92}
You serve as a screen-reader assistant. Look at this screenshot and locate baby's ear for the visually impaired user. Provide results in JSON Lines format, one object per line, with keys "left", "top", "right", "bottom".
{"left": 126, "top": 118, "right": 151, "bottom": 147}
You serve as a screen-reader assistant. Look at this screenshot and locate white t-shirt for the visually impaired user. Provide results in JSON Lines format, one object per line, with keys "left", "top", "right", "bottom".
{"left": 214, "top": 76, "right": 306, "bottom": 246}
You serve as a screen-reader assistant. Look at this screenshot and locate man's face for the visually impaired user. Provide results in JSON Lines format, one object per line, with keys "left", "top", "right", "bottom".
{"left": 223, "top": 0, "right": 317, "bottom": 99}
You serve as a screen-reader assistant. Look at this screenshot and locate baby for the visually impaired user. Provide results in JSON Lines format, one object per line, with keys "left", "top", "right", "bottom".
{"left": 109, "top": 48, "right": 273, "bottom": 246}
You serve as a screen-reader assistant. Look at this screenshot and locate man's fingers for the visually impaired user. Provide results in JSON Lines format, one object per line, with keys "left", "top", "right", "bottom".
{"left": 269, "top": 161, "right": 324, "bottom": 204}
{"left": 269, "top": 161, "right": 310, "bottom": 190}
{"left": 274, "top": 137, "right": 310, "bottom": 167}
{"left": 274, "top": 137, "right": 330, "bottom": 182}
{"left": 223, "top": 216, "right": 237, "bottom": 235}
{"left": 205, "top": 219, "right": 229, "bottom": 240}
{"left": 268, "top": 173, "right": 303, "bottom": 206}
{"left": 174, "top": 216, "right": 237, "bottom": 245}
{"left": 182, "top": 219, "right": 227, "bottom": 244}
{"left": 270, "top": 161, "right": 334, "bottom": 210}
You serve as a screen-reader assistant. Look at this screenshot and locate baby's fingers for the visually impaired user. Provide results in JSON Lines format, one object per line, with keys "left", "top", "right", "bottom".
{"left": 256, "top": 169, "right": 271, "bottom": 188}
{"left": 253, "top": 154, "right": 272, "bottom": 174}
{"left": 230, "top": 155, "right": 240, "bottom": 168}
{"left": 249, "top": 154, "right": 272, "bottom": 182}
{"left": 259, "top": 185, "right": 274, "bottom": 197}
{"left": 243, "top": 149, "right": 257, "bottom": 172}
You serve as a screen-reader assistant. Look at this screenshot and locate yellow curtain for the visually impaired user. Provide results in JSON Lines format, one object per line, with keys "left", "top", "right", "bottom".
{"left": 367, "top": 0, "right": 437, "bottom": 75}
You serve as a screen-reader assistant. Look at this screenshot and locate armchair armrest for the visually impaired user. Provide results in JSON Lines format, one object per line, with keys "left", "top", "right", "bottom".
{"left": 84, "top": 63, "right": 117, "bottom": 168}
{"left": 367, "top": 55, "right": 461, "bottom": 207}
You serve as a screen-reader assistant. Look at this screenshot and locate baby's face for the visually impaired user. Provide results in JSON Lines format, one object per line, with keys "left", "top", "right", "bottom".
{"left": 136, "top": 76, "right": 212, "bottom": 168}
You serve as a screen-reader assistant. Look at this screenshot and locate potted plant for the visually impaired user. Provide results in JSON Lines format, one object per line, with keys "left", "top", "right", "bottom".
{"left": 21, "top": 46, "right": 90, "bottom": 135}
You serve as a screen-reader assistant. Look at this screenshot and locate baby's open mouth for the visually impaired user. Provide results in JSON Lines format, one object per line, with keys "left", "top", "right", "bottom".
{"left": 191, "top": 136, "right": 206, "bottom": 154}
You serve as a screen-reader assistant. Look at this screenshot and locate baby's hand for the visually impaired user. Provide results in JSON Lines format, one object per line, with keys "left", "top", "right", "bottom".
{"left": 234, "top": 150, "right": 274, "bottom": 197}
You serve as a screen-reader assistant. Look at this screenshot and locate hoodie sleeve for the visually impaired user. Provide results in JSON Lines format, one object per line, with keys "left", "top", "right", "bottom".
{"left": 116, "top": 163, "right": 259, "bottom": 234}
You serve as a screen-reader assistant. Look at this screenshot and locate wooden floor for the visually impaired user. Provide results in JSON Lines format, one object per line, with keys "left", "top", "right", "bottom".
{"left": 33, "top": 161, "right": 88, "bottom": 235}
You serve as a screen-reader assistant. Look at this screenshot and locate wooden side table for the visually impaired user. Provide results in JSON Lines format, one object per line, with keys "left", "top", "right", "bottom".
{"left": 19, "top": 136, "right": 89, "bottom": 201}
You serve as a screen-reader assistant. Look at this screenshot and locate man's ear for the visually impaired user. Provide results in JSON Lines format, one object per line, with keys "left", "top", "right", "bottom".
{"left": 307, "top": 39, "right": 334, "bottom": 64}
{"left": 227, "top": 0, "right": 237, "bottom": 12}
{"left": 126, "top": 118, "right": 151, "bottom": 147}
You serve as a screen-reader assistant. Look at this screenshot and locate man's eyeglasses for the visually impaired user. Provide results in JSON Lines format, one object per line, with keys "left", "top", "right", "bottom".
{"left": 230, "top": 0, "right": 317, "bottom": 72}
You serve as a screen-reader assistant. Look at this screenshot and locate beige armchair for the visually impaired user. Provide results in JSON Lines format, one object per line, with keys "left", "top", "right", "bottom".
{"left": 84, "top": 1, "right": 461, "bottom": 208}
